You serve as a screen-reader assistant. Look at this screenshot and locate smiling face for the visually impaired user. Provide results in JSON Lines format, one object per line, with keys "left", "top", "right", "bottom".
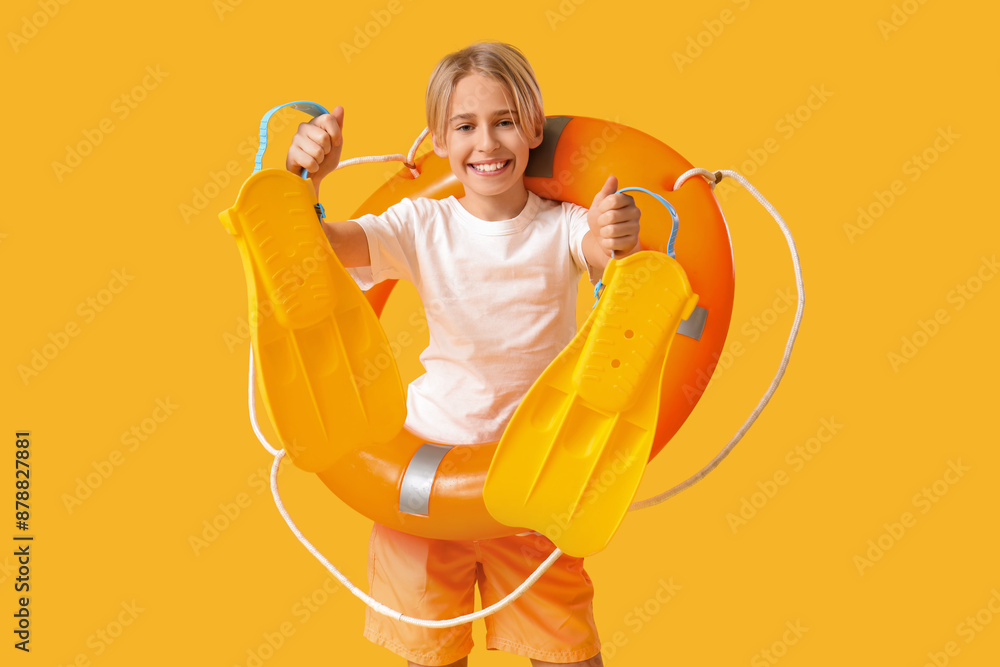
{"left": 431, "top": 73, "right": 543, "bottom": 220}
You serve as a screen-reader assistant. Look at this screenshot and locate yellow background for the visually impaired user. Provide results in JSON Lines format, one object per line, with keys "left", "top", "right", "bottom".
{"left": 4, "top": 0, "right": 998, "bottom": 665}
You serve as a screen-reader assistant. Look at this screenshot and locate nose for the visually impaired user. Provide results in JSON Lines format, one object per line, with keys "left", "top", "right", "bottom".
{"left": 476, "top": 125, "right": 500, "bottom": 152}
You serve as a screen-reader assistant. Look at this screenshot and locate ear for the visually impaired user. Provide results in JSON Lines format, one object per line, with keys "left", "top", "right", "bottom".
{"left": 431, "top": 131, "right": 448, "bottom": 158}
{"left": 528, "top": 125, "right": 544, "bottom": 150}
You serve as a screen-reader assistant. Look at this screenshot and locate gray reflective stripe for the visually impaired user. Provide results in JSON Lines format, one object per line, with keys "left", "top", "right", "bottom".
{"left": 677, "top": 306, "right": 708, "bottom": 341}
{"left": 398, "top": 443, "right": 452, "bottom": 516}
{"left": 523, "top": 114, "right": 708, "bottom": 342}
{"left": 524, "top": 116, "right": 573, "bottom": 178}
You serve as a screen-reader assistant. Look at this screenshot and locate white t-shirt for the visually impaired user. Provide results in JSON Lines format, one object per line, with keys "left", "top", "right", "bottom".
{"left": 347, "top": 190, "right": 591, "bottom": 445}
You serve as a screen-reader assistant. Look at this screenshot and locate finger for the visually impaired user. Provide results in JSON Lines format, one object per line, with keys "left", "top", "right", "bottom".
{"left": 602, "top": 236, "right": 639, "bottom": 254}
{"left": 597, "top": 188, "right": 635, "bottom": 217}
{"left": 604, "top": 192, "right": 635, "bottom": 211}
{"left": 591, "top": 174, "right": 619, "bottom": 207}
{"left": 314, "top": 107, "right": 344, "bottom": 147}
{"left": 600, "top": 227, "right": 640, "bottom": 252}
{"left": 294, "top": 133, "right": 329, "bottom": 164}
{"left": 289, "top": 145, "right": 320, "bottom": 174}
{"left": 599, "top": 206, "right": 640, "bottom": 228}
{"left": 299, "top": 122, "right": 334, "bottom": 154}
{"left": 599, "top": 219, "right": 641, "bottom": 240}
{"left": 330, "top": 105, "right": 344, "bottom": 132}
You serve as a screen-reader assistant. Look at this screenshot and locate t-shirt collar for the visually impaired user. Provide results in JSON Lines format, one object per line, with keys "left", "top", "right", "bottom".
{"left": 447, "top": 190, "right": 541, "bottom": 236}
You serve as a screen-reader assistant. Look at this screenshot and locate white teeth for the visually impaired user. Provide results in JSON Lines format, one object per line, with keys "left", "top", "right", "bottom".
{"left": 471, "top": 160, "right": 508, "bottom": 172}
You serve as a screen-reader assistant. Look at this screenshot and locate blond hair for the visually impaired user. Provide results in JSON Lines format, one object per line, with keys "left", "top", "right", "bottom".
{"left": 426, "top": 42, "right": 545, "bottom": 147}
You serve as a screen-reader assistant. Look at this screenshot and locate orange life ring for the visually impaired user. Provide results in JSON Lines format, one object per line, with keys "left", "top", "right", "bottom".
{"left": 315, "top": 115, "right": 734, "bottom": 541}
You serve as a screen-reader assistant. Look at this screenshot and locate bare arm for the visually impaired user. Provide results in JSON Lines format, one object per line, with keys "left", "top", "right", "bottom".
{"left": 320, "top": 217, "right": 371, "bottom": 268}
{"left": 286, "top": 106, "right": 371, "bottom": 269}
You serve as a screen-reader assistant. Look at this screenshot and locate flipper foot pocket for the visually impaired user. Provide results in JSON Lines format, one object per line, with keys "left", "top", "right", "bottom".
{"left": 484, "top": 251, "right": 698, "bottom": 556}
{"left": 221, "top": 169, "right": 406, "bottom": 472}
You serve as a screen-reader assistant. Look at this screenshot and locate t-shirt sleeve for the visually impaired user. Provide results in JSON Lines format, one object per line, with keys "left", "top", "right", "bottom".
{"left": 566, "top": 202, "right": 591, "bottom": 275}
{"left": 344, "top": 197, "right": 420, "bottom": 290}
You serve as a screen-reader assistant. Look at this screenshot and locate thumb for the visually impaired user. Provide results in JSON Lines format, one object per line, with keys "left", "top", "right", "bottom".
{"left": 330, "top": 105, "right": 345, "bottom": 126}
{"left": 593, "top": 174, "right": 618, "bottom": 205}
{"left": 330, "top": 105, "right": 345, "bottom": 145}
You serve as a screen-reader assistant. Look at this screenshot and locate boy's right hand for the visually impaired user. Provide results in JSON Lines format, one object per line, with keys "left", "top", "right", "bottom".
{"left": 286, "top": 105, "right": 345, "bottom": 187}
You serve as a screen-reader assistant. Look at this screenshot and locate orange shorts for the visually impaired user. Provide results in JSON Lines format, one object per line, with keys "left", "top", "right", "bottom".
{"left": 363, "top": 523, "right": 601, "bottom": 666}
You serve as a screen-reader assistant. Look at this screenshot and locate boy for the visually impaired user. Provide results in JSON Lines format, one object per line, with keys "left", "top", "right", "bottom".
{"left": 286, "top": 42, "right": 639, "bottom": 667}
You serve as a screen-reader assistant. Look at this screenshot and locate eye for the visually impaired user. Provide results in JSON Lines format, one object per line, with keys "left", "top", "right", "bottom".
{"left": 498, "top": 119, "right": 514, "bottom": 127}
{"left": 456, "top": 124, "right": 473, "bottom": 132}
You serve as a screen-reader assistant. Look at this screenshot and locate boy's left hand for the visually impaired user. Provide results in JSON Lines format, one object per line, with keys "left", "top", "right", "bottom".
{"left": 588, "top": 175, "right": 641, "bottom": 257}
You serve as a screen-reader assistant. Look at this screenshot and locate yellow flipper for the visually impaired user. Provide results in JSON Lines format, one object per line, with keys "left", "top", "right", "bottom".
{"left": 483, "top": 251, "right": 698, "bottom": 557}
{"left": 220, "top": 168, "right": 405, "bottom": 472}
